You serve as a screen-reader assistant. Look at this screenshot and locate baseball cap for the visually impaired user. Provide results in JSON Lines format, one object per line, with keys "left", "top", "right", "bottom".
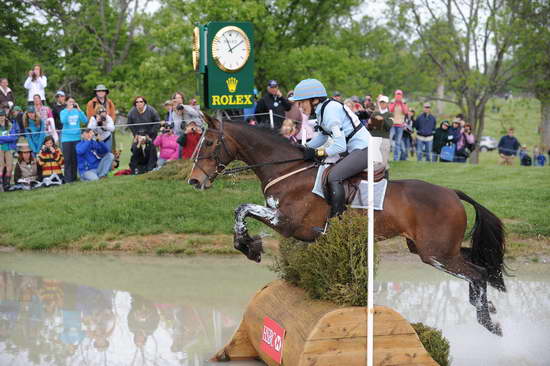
{"left": 13, "top": 106, "right": 22, "bottom": 111}
{"left": 423, "top": 103, "right": 431, "bottom": 108}
{"left": 268, "top": 80, "right": 278, "bottom": 88}
{"left": 26, "top": 106, "right": 35, "bottom": 113}
{"left": 55, "top": 90, "right": 65, "bottom": 97}
{"left": 333, "top": 91, "right": 341, "bottom": 97}
{"left": 379, "top": 95, "right": 389, "bottom": 103}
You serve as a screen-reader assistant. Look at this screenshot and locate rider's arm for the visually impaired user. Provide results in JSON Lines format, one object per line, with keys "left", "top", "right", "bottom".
{"left": 306, "top": 132, "right": 328, "bottom": 149}
{"left": 322, "top": 103, "right": 347, "bottom": 156}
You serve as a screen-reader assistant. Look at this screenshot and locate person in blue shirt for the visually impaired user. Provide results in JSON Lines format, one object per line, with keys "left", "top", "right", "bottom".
{"left": 76, "top": 128, "right": 114, "bottom": 181}
{"left": 23, "top": 106, "right": 46, "bottom": 154}
{"left": 289, "top": 78, "right": 371, "bottom": 228}
{"left": 60, "top": 97, "right": 88, "bottom": 182}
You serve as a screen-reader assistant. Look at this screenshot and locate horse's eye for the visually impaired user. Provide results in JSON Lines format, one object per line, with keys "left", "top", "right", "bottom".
{"left": 205, "top": 140, "right": 213, "bottom": 147}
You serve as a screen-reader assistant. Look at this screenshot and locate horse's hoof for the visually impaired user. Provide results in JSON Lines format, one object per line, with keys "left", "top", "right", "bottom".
{"left": 488, "top": 301, "right": 497, "bottom": 314}
{"left": 492, "top": 322, "right": 503, "bottom": 337}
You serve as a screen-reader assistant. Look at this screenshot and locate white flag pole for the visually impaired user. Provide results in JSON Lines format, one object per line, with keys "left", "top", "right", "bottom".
{"left": 367, "top": 135, "right": 374, "bottom": 366}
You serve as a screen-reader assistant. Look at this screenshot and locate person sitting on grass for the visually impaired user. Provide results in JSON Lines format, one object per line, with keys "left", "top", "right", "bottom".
{"left": 178, "top": 121, "right": 203, "bottom": 160}
{"left": 37, "top": 135, "right": 64, "bottom": 185}
{"left": 11, "top": 142, "right": 42, "bottom": 190}
{"left": 0, "top": 109, "right": 18, "bottom": 191}
{"left": 130, "top": 130, "right": 157, "bottom": 174}
{"left": 76, "top": 128, "right": 114, "bottom": 181}
{"left": 153, "top": 122, "right": 179, "bottom": 168}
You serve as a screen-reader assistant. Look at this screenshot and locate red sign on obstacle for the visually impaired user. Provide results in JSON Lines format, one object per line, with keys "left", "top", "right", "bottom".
{"left": 260, "top": 316, "right": 285, "bottom": 364}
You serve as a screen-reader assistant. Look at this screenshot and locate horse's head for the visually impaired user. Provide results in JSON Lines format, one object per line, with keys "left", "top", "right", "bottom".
{"left": 188, "top": 114, "right": 235, "bottom": 189}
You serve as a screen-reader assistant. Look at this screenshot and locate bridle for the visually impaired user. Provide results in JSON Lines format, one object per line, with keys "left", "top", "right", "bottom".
{"left": 191, "top": 120, "right": 233, "bottom": 184}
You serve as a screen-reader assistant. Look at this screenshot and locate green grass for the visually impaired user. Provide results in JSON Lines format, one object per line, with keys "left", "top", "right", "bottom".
{"left": 1, "top": 98, "right": 549, "bottom": 250}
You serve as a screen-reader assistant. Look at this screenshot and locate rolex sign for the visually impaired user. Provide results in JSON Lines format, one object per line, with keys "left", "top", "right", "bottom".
{"left": 194, "top": 22, "right": 255, "bottom": 109}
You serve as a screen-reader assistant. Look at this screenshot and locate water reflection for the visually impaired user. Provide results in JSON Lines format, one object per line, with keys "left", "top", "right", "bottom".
{"left": 375, "top": 262, "right": 550, "bottom": 366}
{"left": 0, "top": 256, "right": 267, "bottom": 366}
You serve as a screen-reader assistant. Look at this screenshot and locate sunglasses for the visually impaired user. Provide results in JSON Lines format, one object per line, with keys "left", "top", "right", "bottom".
{"left": 136, "top": 100, "right": 145, "bottom": 104}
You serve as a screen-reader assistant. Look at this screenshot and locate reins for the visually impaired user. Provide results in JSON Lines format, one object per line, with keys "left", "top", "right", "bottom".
{"left": 222, "top": 158, "right": 305, "bottom": 175}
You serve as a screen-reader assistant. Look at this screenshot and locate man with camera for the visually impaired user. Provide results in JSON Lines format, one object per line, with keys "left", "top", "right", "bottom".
{"left": 88, "top": 105, "right": 115, "bottom": 152}
{"left": 127, "top": 96, "right": 161, "bottom": 139}
{"left": 76, "top": 128, "right": 114, "bottom": 181}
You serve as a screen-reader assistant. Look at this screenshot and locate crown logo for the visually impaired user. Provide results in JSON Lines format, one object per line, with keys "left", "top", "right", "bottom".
{"left": 226, "top": 77, "right": 238, "bottom": 93}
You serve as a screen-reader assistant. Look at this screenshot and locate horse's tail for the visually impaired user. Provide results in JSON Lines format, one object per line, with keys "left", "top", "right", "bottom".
{"left": 455, "top": 190, "right": 507, "bottom": 292}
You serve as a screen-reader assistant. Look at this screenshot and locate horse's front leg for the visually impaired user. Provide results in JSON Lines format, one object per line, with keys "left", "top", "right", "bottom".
{"left": 234, "top": 199, "right": 289, "bottom": 263}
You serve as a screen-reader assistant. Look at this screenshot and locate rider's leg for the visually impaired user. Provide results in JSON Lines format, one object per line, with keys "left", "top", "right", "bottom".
{"left": 326, "top": 147, "right": 369, "bottom": 218}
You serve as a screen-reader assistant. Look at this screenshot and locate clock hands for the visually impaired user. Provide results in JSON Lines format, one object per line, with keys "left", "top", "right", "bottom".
{"left": 224, "top": 37, "right": 233, "bottom": 53}
{"left": 229, "top": 40, "right": 244, "bottom": 53}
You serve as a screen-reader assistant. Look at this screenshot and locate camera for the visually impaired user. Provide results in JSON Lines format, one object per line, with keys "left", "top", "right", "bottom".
{"left": 176, "top": 104, "right": 185, "bottom": 111}
{"left": 97, "top": 116, "right": 106, "bottom": 126}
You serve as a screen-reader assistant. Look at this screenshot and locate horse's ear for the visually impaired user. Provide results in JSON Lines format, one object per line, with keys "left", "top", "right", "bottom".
{"left": 202, "top": 113, "right": 219, "bottom": 130}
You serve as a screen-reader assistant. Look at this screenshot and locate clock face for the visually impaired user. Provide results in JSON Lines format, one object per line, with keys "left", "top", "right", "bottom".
{"left": 211, "top": 26, "right": 251, "bottom": 72}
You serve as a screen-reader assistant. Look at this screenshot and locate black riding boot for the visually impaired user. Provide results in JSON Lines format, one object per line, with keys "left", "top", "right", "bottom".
{"left": 327, "top": 181, "right": 346, "bottom": 218}
{"left": 314, "top": 181, "right": 346, "bottom": 235}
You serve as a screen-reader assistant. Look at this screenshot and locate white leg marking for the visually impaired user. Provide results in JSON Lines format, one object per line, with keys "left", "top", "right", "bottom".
{"left": 234, "top": 204, "right": 280, "bottom": 237}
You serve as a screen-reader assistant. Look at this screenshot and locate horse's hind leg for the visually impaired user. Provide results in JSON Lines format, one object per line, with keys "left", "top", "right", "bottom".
{"left": 423, "top": 254, "right": 502, "bottom": 336}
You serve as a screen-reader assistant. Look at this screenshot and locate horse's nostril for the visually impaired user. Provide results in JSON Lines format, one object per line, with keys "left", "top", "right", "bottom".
{"left": 188, "top": 179, "right": 200, "bottom": 186}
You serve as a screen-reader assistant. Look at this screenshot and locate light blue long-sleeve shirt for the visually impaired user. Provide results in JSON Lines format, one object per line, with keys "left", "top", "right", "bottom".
{"left": 307, "top": 100, "right": 370, "bottom": 155}
{"left": 60, "top": 109, "right": 88, "bottom": 142}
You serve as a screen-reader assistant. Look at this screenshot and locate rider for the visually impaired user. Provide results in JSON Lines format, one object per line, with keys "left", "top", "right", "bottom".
{"left": 289, "top": 78, "right": 371, "bottom": 224}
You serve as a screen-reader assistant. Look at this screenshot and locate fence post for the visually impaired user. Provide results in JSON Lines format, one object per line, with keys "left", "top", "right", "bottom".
{"left": 269, "top": 109, "right": 274, "bottom": 130}
{"left": 367, "top": 136, "right": 374, "bottom": 366}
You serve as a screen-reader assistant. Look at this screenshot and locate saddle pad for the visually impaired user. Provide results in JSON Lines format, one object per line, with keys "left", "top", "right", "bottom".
{"left": 312, "top": 165, "right": 387, "bottom": 210}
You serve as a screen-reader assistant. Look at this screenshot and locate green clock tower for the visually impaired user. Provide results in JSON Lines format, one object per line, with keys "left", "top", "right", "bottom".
{"left": 193, "top": 22, "right": 254, "bottom": 110}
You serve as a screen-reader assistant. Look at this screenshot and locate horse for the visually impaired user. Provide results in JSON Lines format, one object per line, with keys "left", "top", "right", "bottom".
{"left": 187, "top": 115, "right": 507, "bottom": 336}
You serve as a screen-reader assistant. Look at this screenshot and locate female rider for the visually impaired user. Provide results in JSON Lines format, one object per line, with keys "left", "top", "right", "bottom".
{"left": 289, "top": 79, "right": 371, "bottom": 228}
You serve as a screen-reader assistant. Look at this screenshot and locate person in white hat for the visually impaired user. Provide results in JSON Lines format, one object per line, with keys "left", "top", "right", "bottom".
{"left": 368, "top": 95, "right": 393, "bottom": 173}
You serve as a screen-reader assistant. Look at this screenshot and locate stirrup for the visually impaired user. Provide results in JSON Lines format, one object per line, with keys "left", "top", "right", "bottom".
{"left": 312, "top": 222, "right": 329, "bottom": 235}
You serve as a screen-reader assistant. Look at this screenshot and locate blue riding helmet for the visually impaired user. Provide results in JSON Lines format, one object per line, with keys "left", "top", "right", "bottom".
{"left": 288, "top": 79, "right": 327, "bottom": 101}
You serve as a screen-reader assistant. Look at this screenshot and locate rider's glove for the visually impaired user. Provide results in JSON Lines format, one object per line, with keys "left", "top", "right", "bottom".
{"left": 303, "top": 147, "right": 326, "bottom": 161}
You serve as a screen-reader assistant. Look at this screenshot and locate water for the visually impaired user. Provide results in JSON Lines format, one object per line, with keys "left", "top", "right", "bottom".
{"left": 1, "top": 253, "right": 549, "bottom": 366}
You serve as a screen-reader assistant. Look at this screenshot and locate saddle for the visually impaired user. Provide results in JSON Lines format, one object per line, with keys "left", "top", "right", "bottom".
{"left": 321, "top": 164, "right": 386, "bottom": 204}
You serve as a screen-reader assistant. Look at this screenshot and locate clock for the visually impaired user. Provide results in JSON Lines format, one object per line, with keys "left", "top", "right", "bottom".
{"left": 192, "top": 26, "right": 200, "bottom": 71}
{"left": 211, "top": 26, "right": 251, "bottom": 72}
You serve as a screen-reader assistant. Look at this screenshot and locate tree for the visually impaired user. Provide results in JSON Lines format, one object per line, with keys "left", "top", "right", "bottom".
{"left": 511, "top": 0, "right": 550, "bottom": 150}
{"left": 390, "top": 0, "right": 519, "bottom": 163}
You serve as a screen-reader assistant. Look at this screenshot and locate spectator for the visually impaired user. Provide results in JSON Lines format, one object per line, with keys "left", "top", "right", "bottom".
{"left": 368, "top": 95, "right": 393, "bottom": 171}
{"left": 295, "top": 107, "right": 315, "bottom": 144}
{"left": 154, "top": 122, "right": 179, "bottom": 168}
{"left": 363, "top": 95, "right": 375, "bottom": 114}
{"left": 0, "top": 78, "right": 15, "bottom": 108}
{"left": 76, "top": 129, "right": 114, "bottom": 181}
{"left": 455, "top": 123, "right": 475, "bottom": 163}
{"left": 37, "top": 135, "right": 64, "bottom": 183}
{"left": 13, "top": 142, "right": 42, "bottom": 189}
{"left": 33, "top": 94, "right": 58, "bottom": 143}
{"left": 51, "top": 91, "right": 66, "bottom": 136}
{"left": 432, "top": 121, "right": 451, "bottom": 162}
{"left": 333, "top": 91, "right": 343, "bottom": 102}
{"left": 10, "top": 106, "right": 24, "bottom": 132}
{"left": 255, "top": 80, "right": 292, "bottom": 129}
{"left": 60, "top": 97, "right": 88, "bottom": 183}
{"left": 163, "top": 100, "right": 172, "bottom": 121}
{"left": 534, "top": 147, "right": 546, "bottom": 167}
{"left": 88, "top": 105, "right": 115, "bottom": 152}
{"left": 498, "top": 128, "right": 520, "bottom": 165}
{"left": 243, "top": 89, "right": 258, "bottom": 125}
{"left": 519, "top": 145, "right": 532, "bottom": 166}
{"left": 130, "top": 131, "right": 157, "bottom": 174}
{"left": 0, "top": 109, "right": 18, "bottom": 190}
{"left": 413, "top": 103, "right": 436, "bottom": 161}
{"left": 178, "top": 121, "right": 203, "bottom": 160}
{"left": 401, "top": 108, "right": 415, "bottom": 160}
{"left": 388, "top": 90, "right": 410, "bottom": 161}
{"left": 448, "top": 119, "right": 462, "bottom": 144}
{"left": 169, "top": 91, "right": 202, "bottom": 142}
{"left": 280, "top": 119, "right": 299, "bottom": 143}
{"left": 86, "top": 84, "right": 117, "bottom": 152}
{"left": 127, "top": 96, "right": 160, "bottom": 139}
{"left": 23, "top": 106, "right": 46, "bottom": 154}
{"left": 23, "top": 65, "right": 47, "bottom": 104}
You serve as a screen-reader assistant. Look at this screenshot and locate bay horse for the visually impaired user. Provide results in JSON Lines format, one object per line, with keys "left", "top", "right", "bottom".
{"left": 188, "top": 115, "right": 507, "bottom": 336}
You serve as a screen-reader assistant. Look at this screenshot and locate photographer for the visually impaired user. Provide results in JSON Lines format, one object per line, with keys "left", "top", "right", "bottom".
{"left": 130, "top": 130, "right": 157, "bottom": 174}
{"left": 153, "top": 122, "right": 179, "bottom": 168}
{"left": 60, "top": 97, "right": 88, "bottom": 183}
{"left": 88, "top": 105, "right": 115, "bottom": 152}
{"left": 127, "top": 96, "right": 160, "bottom": 139}
{"left": 23, "top": 65, "right": 47, "bottom": 104}
{"left": 37, "top": 136, "right": 64, "bottom": 184}
{"left": 177, "top": 121, "right": 203, "bottom": 159}
{"left": 76, "top": 129, "right": 114, "bottom": 181}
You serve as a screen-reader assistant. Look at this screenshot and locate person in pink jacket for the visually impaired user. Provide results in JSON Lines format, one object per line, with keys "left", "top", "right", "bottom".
{"left": 154, "top": 122, "right": 179, "bottom": 168}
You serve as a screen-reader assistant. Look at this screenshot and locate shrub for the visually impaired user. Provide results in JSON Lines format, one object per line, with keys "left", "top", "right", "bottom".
{"left": 272, "top": 211, "right": 378, "bottom": 306}
{"left": 411, "top": 323, "right": 451, "bottom": 366}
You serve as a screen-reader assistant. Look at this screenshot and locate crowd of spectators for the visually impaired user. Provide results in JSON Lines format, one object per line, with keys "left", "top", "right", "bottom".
{"left": 0, "top": 65, "right": 206, "bottom": 192}
{"left": 0, "top": 68, "right": 546, "bottom": 192}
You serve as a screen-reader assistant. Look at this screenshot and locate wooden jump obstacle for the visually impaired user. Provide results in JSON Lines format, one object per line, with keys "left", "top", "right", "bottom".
{"left": 213, "top": 280, "right": 437, "bottom": 366}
